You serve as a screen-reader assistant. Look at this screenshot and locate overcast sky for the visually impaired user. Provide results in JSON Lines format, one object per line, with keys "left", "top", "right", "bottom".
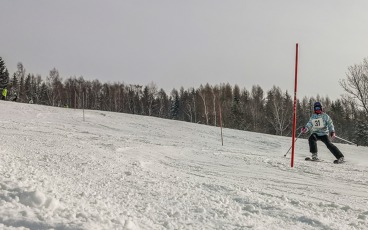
{"left": 1, "top": 0, "right": 367, "bottom": 100}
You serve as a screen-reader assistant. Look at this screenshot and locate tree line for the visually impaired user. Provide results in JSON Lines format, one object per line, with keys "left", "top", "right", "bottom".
{"left": 1, "top": 56, "right": 367, "bottom": 146}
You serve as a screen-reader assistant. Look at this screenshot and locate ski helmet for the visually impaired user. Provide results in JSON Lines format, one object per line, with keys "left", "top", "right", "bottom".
{"left": 313, "top": 102, "right": 323, "bottom": 114}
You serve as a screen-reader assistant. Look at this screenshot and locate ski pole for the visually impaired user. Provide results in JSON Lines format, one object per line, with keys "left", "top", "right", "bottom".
{"left": 286, "top": 126, "right": 303, "bottom": 137}
{"left": 284, "top": 131, "right": 303, "bottom": 157}
{"left": 335, "top": 135, "right": 358, "bottom": 146}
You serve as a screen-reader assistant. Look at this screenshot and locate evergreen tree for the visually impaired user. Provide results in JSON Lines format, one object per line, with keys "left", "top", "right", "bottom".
{"left": 141, "top": 83, "right": 157, "bottom": 116}
{"left": 19, "top": 72, "right": 25, "bottom": 102}
{"left": 156, "top": 88, "right": 169, "bottom": 118}
{"left": 25, "top": 74, "right": 32, "bottom": 101}
{"left": 239, "top": 88, "right": 251, "bottom": 130}
{"left": 170, "top": 89, "right": 180, "bottom": 119}
{"left": 179, "top": 87, "right": 192, "bottom": 122}
{"left": 231, "top": 84, "right": 242, "bottom": 128}
{"left": 249, "top": 85, "right": 265, "bottom": 132}
{"left": 220, "top": 83, "right": 233, "bottom": 128}
{"left": 330, "top": 100, "right": 346, "bottom": 136}
{"left": 11, "top": 73, "right": 19, "bottom": 95}
{"left": 297, "top": 97, "right": 311, "bottom": 133}
{"left": 39, "top": 82, "right": 48, "bottom": 105}
{"left": 355, "top": 119, "right": 368, "bottom": 146}
{"left": 0, "top": 57, "right": 9, "bottom": 89}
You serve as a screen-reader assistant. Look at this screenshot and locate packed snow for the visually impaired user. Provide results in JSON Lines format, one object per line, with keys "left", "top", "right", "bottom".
{"left": 0, "top": 100, "right": 367, "bottom": 230}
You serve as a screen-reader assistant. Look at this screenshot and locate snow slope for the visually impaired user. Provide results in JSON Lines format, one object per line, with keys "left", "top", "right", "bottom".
{"left": 0, "top": 100, "right": 367, "bottom": 230}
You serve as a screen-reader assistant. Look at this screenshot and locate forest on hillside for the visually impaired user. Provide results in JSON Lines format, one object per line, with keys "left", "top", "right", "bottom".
{"left": 1, "top": 57, "right": 367, "bottom": 146}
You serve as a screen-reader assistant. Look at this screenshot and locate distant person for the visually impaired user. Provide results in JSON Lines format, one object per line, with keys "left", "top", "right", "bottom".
{"left": 1, "top": 87, "right": 7, "bottom": 100}
{"left": 301, "top": 101, "right": 345, "bottom": 164}
{"left": 12, "top": 93, "right": 18, "bottom": 102}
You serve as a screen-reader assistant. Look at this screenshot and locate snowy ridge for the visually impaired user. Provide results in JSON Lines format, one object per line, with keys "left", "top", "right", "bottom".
{"left": 0, "top": 100, "right": 367, "bottom": 230}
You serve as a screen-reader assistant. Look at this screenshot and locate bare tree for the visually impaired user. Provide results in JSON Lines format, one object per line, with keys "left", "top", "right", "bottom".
{"left": 33, "top": 75, "right": 42, "bottom": 104}
{"left": 180, "top": 87, "right": 194, "bottom": 122}
{"left": 265, "top": 86, "right": 292, "bottom": 135}
{"left": 91, "top": 79, "right": 102, "bottom": 110}
{"left": 340, "top": 58, "right": 368, "bottom": 116}
{"left": 157, "top": 88, "right": 169, "bottom": 118}
{"left": 46, "top": 68, "right": 63, "bottom": 106}
{"left": 182, "top": 88, "right": 198, "bottom": 123}
{"left": 249, "top": 85, "right": 265, "bottom": 132}
{"left": 212, "top": 85, "right": 220, "bottom": 126}
{"left": 143, "top": 82, "right": 158, "bottom": 116}
{"left": 198, "top": 84, "right": 211, "bottom": 125}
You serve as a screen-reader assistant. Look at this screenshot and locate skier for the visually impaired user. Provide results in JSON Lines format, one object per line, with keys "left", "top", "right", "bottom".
{"left": 1, "top": 87, "right": 7, "bottom": 100}
{"left": 301, "top": 101, "right": 345, "bottom": 164}
{"left": 12, "top": 93, "right": 18, "bottom": 102}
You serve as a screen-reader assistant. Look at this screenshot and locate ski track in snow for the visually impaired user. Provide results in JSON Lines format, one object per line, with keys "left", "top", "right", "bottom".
{"left": 0, "top": 101, "right": 368, "bottom": 230}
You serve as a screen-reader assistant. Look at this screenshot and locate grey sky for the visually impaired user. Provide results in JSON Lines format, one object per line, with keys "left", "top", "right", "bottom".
{"left": 1, "top": 0, "right": 367, "bottom": 100}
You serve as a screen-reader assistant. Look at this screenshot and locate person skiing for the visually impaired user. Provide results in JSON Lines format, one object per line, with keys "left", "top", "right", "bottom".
{"left": 12, "top": 92, "right": 17, "bottom": 102}
{"left": 1, "top": 87, "right": 7, "bottom": 100}
{"left": 301, "top": 101, "right": 345, "bottom": 164}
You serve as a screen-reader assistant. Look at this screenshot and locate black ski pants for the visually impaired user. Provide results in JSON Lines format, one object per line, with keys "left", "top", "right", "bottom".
{"left": 309, "top": 134, "right": 344, "bottom": 159}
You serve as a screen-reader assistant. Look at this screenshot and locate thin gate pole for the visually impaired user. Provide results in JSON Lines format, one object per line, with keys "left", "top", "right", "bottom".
{"left": 219, "top": 104, "right": 223, "bottom": 146}
{"left": 291, "top": 43, "right": 299, "bottom": 168}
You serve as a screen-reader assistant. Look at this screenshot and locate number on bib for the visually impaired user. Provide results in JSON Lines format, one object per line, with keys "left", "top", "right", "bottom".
{"left": 312, "top": 118, "right": 324, "bottom": 128}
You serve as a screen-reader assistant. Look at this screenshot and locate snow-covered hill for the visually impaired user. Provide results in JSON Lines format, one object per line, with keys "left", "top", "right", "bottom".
{"left": 0, "top": 100, "right": 367, "bottom": 230}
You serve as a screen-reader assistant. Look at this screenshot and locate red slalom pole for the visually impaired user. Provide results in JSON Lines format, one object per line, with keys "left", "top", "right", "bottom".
{"left": 291, "top": 43, "right": 299, "bottom": 168}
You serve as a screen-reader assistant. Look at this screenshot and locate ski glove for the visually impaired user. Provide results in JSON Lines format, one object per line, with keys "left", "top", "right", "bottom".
{"left": 330, "top": 132, "right": 336, "bottom": 140}
{"left": 301, "top": 127, "right": 308, "bottom": 134}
